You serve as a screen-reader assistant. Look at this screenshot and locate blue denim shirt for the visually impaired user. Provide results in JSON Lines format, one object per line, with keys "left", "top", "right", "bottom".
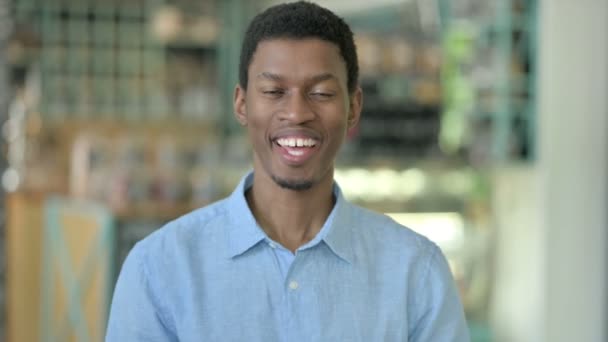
{"left": 106, "top": 172, "right": 470, "bottom": 341}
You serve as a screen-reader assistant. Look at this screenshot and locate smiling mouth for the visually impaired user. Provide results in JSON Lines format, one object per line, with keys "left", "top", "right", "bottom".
{"left": 276, "top": 137, "right": 316, "bottom": 147}
{"left": 273, "top": 137, "right": 319, "bottom": 158}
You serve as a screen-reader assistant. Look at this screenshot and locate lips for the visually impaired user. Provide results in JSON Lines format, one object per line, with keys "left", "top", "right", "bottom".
{"left": 271, "top": 130, "right": 321, "bottom": 165}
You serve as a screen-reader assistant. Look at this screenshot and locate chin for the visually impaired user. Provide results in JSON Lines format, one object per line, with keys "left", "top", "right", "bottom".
{"left": 271, "top": 174, "right": 315, "bottom": 191}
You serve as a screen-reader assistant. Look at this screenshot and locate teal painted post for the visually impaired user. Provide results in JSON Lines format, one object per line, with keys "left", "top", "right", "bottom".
{"left": 492, "top": 0, "right": 513, "bottom": 161}
{"left": 218, "top": 0, "right": 263, "bottom": 135}
{"left": 526, "top": 0, "right": 538, "bottom": 161}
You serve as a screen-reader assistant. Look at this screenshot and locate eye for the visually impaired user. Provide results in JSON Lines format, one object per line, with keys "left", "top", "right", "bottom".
{"left": 310, "top": 92, "right": 335, "bottom": 100}
{"left": 262, "top": 89, "right": 285, "bottom": 98}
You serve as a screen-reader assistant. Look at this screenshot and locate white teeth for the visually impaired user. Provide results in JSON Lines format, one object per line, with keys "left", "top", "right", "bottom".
{"left": 277, "top": 137, "right": 316, "bottom": 147}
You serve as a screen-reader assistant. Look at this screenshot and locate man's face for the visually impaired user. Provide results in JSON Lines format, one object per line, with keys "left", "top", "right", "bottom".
{"left": 234, "top": 38, "right": 361, "bottom": 191}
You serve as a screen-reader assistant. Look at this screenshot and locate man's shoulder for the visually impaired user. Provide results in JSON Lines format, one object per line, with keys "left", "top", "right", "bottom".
{"left": 345, "top": 203, "right": 446, "bottom": 285}
{"left": 132, "top": 197, "right": 232, "bottom": 258}
{"left": 347, "top": 203, "right": 437, "bottom": 254}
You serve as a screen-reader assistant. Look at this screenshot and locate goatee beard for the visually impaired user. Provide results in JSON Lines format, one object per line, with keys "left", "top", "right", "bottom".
{"left": 271, "top": 174, "right": 313, "bottom": 191}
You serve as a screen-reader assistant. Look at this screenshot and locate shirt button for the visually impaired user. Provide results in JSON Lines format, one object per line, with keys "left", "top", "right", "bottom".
{"left": 288, "top": 280, "right": 299, "bottom": 290}
{"left": 268, "top": 242, "right": 277, "bottom": 249}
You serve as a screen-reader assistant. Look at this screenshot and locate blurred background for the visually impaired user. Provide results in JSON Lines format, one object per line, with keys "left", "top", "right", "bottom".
{"left": 0, "top": 0, "right": 606, "bottom": 341}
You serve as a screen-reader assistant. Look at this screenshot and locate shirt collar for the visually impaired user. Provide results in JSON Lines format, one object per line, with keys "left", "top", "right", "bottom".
{"left": 320, "top": 185, "right": 355, "bottom": 264}
{"left": 225, "top": 172, "right": 267, "bottom": 258}
{"left": 225, "top": 172, "right": 355, "bottom": 264}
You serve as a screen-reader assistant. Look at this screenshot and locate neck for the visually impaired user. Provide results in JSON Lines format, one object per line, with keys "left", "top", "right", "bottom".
{"left": 246, "top": 170, "right": 335, "bottom": 253}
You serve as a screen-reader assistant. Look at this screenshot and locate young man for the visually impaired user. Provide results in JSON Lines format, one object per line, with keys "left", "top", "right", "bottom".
{"left": 106, "top": 2, "right": 470, "bottom": 341}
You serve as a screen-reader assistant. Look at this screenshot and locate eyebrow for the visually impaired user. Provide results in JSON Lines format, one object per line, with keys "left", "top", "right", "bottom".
{"left": 255, "top": 72, "right": 338, "bottom": 83}
{"left": 256, "top": 72, "right": 283, "bottom": 81}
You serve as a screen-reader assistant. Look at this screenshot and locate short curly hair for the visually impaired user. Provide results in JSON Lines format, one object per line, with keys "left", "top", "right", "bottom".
{"left": 239, "top": 1, "right": 359, "bottom": 93}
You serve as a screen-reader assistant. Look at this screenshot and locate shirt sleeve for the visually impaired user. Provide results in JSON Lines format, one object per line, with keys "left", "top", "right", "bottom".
{"left": 105, "top": 244, "right": 177, "bottom": 342}
{"left": 409, "top": 244, "right": 471, "bottom": 342}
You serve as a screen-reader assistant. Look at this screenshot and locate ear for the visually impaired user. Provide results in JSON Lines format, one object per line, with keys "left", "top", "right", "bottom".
{"left": 234, "top": 85, "right": 248, "bottom": 126}
{"left": 347, "top": 86, "right": 363, "bottom": 129}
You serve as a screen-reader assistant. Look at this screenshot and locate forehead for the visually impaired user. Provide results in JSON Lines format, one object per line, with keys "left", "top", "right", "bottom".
{"left": 249, "top": 38, "right": 347, "bottom": 82}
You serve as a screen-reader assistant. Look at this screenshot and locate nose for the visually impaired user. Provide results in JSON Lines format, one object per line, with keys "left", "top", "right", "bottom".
{"left": 279, "top": 91, "right": 315, "bottom": 124}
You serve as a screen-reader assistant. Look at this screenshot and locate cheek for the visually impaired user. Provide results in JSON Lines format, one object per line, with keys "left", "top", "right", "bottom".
{"left": 246, "top": 120, "right": 271, "bottom": 149}
{"left": 246, "top": 102, "right": 274, "bottom": 125}
{"left": 246, "top": 124, "right": 264, "bottom": 142}
{"left": 244, "top": 105, "right": 265, "bottom": 128}
{"left": 326, "top": 112, "right": 349, "bottom": 134}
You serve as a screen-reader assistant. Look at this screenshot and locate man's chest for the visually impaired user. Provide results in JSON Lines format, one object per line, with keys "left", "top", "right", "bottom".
{"left": 167, "top": 249, "right": 411, "bottom": 341}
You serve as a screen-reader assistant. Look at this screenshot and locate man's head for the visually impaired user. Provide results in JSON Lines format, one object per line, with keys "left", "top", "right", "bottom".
{"left": 239, "top": 1, "right": 359, "bottom": 95}
{"left": 234, "top": 2, "right": 362, "bottom": 192}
